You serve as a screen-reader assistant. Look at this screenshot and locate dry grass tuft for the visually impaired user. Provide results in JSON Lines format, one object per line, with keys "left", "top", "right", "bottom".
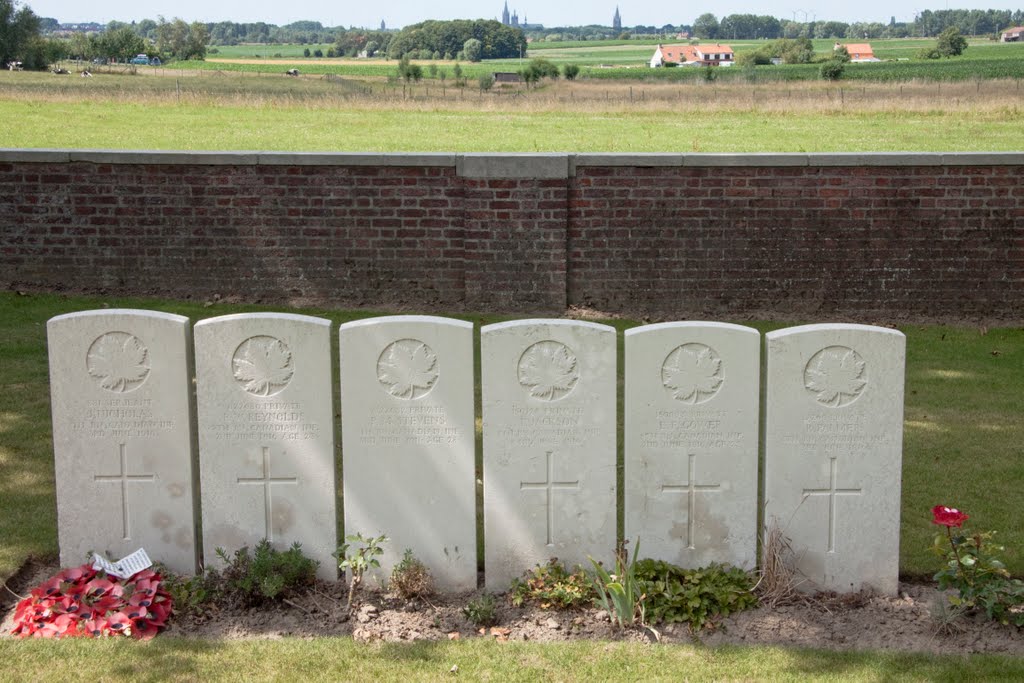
{"left": 754, "top": 518, "right": 812, "bottom": 608}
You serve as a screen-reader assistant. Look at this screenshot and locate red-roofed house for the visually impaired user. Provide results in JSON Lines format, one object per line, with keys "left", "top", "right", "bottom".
{"left": 650, "top": 43, "right": 734, "bottom": 67}
{"left": 1001, "top": 26, "right": 1024, "bottom": 42}
{"left": 835, "top": 42, "right": 879, "bottom": 62}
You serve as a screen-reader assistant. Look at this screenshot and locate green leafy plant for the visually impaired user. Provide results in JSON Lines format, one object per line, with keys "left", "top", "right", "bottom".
{"left": 159, "top": 568, "right": 212, "bottom": 615}
{"left": 463, "top": 594, "right": 499, "bottom": 627}
{"left": 214, "top": 540, "right": 319, "bottom": 606}
{"left": 634, "top": 559, "right": 758, "bottom": 631}
{"left": 510, "top": 558, "right": 595, "bottom": 609}
{"left": 589, "top": 539, "right": 645, "bottom": 629}
{"left": 931, "top": 505, "right": 1024, "bottom": 626}
{"left": 336, "top": 532, "right": 388, "bottom": 609}
{"left": 389, "top": 548, "right": 433, "bottom": 600}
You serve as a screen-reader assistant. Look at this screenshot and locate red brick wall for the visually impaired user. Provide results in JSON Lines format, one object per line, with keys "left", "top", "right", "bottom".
{"left": 1, "top": 162, "right": 464, "bottom": 308}
{"left": 2, "top": 154, "right": 1022, "bottom": 321}
{"left": 569, "top": 164, "right": 1023, "bottom": 320}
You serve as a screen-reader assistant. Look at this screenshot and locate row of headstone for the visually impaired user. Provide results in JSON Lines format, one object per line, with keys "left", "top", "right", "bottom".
{"left": 47, "top": 312, "right": 905, "bottom": 595}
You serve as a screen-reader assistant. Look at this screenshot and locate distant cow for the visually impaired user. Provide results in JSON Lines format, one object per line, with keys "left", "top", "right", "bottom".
{"left": 285, "top": 69, "right": 299, "bottom": 77}
{"left": 7, "top": 61, "right": 23, "bottom": 71}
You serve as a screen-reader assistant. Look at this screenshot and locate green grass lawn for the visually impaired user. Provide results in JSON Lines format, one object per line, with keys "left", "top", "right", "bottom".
{"left": 0, "top": 99, "right": 1021, "bottom": 152}
{"left": 2, "top": 637, "right": 1024, "bottom": 681}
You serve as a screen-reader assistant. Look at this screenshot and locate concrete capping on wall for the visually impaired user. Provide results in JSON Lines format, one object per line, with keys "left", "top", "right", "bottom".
{"left": 456, "top": 153, "right": 569, "bottom": 179}
{"left": 68, "top": 150, "right": 262, "bottom": 165}
{"left": 2, "top": 149, "right": 1024, "bottom": 170}
{"left": 257, "top": 152, "right": 457, "bottom": 167}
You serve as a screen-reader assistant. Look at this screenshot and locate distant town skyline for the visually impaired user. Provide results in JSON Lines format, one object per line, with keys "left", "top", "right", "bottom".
{"left": 26, "top": 0, "right": 1023, "bottom": 29}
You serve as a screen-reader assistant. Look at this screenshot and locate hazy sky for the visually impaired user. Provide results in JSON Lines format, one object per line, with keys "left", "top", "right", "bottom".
{"left": 26, "top": 0, "right": 1021, "bottom": 28}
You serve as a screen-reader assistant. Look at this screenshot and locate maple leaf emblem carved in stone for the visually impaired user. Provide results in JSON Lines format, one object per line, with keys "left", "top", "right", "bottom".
{"left": 232, "top": 336, "right": 295, "bottom": 397}
{"left": 87, "top": 332, "right": 151, "bottom": 393}
{"left": 804, "top": 346, "right": 867, "bottom": 408}
{"left": 661, "top": 343, "right": 723, "bottom": 404}
{"left": 518, "top": 341, "right": 580, "bottom": 401}
{"left": 377, "top": 339, "right": 439, "bottom": 400}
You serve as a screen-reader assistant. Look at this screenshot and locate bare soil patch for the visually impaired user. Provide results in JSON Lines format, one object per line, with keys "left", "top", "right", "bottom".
{"left": 2, "top": 559, "right": 1023, "bottom": 654}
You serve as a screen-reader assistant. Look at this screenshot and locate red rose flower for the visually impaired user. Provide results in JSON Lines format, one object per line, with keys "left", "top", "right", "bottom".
{"left": 932, "top": 505, "right": 969, "bottom": 528}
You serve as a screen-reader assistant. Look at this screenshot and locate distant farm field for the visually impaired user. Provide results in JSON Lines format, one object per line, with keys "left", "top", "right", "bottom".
{"left": 189, "top": 37, "right": 1024, "bottom": 82}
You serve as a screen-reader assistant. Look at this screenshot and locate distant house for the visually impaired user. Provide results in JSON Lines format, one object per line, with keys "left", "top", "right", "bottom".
{"left": 835, "top": 42, "right": 879, "bottom": 62}
{"left": 649, "top": 43, "right": 734, "bottom": 67}
{"left": 1001, "top": 26, "right": 1024, "bottom": 42}
{"left": 492, "top": 72, "right": 522, "bottom": 83}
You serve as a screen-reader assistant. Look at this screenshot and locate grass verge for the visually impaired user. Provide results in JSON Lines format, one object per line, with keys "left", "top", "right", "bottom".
{"left": 1, "top": 638, "right": 1023, "bottom": 681}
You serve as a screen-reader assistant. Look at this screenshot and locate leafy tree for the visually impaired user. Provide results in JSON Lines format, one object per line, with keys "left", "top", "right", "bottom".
{"left": 562, "top": 63, "right": 580, "bottom": 80}
{"left": 385, "top": 19, "right": 524, "bottom": 60}
{"left": 155, "top": 18, "right": 207, "bottom": 60}
{"left": 832, "top": 44, "right": 851, "bottom": 62}
{"left": 0, "top": 0, "right": 41, "bottom": 66}
{"left": 693, "top": 13, "right": 719, "bottom": 39}
{"left": 20, "top": 35, "right": 62, "bottom": 69}
{"left": 303, "top": 47, "right": 310, "bottom": 57}
{"left": 462, "top": 37, "right": 482, "bottom": 62}
{"left": 529, "top": 57, "right": 559, "bottom": 79}
{"left": 477, "top": 74, "right": 493, "bottom": 90}
{"left": 819, "top": 58, "right": 845, "bottom": 80}
{"left": 313, "top": 48, "right": 322, "bottom": 57}
{"left": 814, "top": 21, "right": 849, "bottom": 38}
{"left": 936, "top": 26, "right": 968, "bottom": 56}
{"left": 96, "top": 26, "right": 147, "bottom": 61}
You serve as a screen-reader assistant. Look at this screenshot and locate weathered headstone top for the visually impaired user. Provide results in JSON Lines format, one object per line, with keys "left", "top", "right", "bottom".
{"left": 764, "top": 323, "right": 906, "bottom": 595}
{"left": 194, "top": 313, "right": 337, "bottom": 580}
{"left": 48, "top": 310, "right": 198, "bottom": 573}
{"left": 339, "top": 316, "right": 476, "bottom": 592}
{"left": 482, "top": 319, "right": 616, "bottom": 590}
{"left": 625, "top": 322, "right": 760, "bottom": 569}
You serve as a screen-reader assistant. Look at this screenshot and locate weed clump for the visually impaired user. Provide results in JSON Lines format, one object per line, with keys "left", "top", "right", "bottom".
{"left": 212, "top": 540, "right": 319, "bottom": 606}
{"left": 463, "top": 594, "right": 499, "bottom": 627}
{"left": 510, "top": 558, "right": 595, "bottom": 609}
{"left": 389, "top": 549, "right": 433, "bottom": 600}
{"left": 635, "top": 559, "right": 757, "bottom": 630}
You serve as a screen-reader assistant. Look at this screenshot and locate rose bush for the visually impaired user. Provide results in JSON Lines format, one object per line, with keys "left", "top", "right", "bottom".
{"left": 12, "top": 564, "right": 172, "bottom": 639}
{"left": 931, "top": 506, "right": 1024, "bottom": 627}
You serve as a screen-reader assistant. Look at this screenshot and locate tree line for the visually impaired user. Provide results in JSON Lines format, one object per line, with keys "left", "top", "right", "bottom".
{"left": 689, "top": 9, "right": 1024, "bottom": 41}
{"left": 4, "top": 0, "right": 1024, "bottom": 71}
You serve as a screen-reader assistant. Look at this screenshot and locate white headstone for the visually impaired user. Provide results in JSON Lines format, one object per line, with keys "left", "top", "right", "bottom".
{"left": 624, "top": 322, "right": 759, "bottom": 569}
{"left": 47, "top": 310, "right": 198, "bottom": 573}
{"left": 339, "top": 316, "right": 476, "bottom": 592}
{"left": 764, "top": 324, "right": 905, "bottom": 595}
{"left": 481, "top": 320, "right": 616, "bottom": 590}
{"left": 194, "top": 313, "right": 337, "bottom": 580}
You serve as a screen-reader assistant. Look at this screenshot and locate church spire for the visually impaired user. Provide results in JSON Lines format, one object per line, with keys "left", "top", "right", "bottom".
{"left": 613, "top": 6, "right": 622, "bottom": 31}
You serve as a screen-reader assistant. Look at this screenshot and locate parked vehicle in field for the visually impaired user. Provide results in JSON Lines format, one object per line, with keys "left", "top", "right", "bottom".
{"left": 130, "top": 54, "right": 150, "bottom": 65}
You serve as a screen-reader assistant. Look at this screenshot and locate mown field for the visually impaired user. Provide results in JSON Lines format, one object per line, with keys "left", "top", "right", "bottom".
{"left": 1, "top": 70, "right": 1022, "bottom": 152}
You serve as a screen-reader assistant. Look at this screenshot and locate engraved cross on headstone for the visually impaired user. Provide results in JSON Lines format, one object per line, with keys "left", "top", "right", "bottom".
{"left": 520, "top": 450, "right": 579, "bottom": 546}
{"left": 662, "top": 452, "right": 721, "bottom": 550}
{"left": 94, "top": 443, "right": 156, "bottom": 541}
{"left": 802, "top": 456, "right": 863, "bottom": 553}
{"left": 237, "top": 446, "right": 298, "bottom": 542}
